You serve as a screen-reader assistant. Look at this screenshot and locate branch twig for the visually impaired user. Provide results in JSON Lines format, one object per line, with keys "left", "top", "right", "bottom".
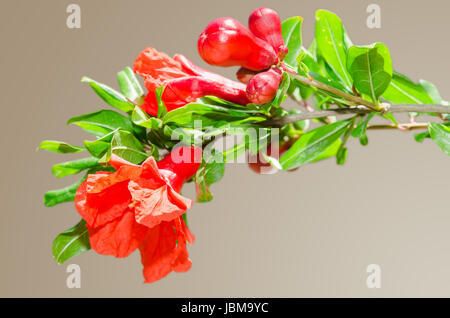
{"left": 281, "top": 65, "right": 381, "bottom": 111}
{"left": 367, "top": 123, "right": 429, "bottom": 131}
{"left": 259, "top": 105, "right": 449, "bottom": 128}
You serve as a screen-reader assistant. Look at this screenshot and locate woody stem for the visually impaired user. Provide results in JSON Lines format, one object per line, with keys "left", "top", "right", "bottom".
{"left": 280, "top": 64, "right": 381, "bottom": 111}
{"left": 259, "top": 105, "right": 449, "bottom": 128}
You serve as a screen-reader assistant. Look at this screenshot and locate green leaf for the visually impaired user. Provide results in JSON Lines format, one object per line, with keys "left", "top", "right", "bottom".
{"left": 67, "top": 110, "right": 135, "bottom": 137}
{"left": 352, "top": 113, "right": 375, "bottom": 146}
{"left": 223, "top": 128, "right": 271, "bottom": 163}
{"left": 280, "top": 119, "right": 350, "bottom": 170}
{"left": 38, "top": 140, "right": 84, "bottom": 154}
{"left": 111, "top": 130, "right": 148, "bottom": 164}
{"left": 163, "top": 101, "right": 265, "bottom": 128}
{"left": 419, "top": 80, "right": 444, "bottom": 104}
{"left": 53, "top": 219, "right": 90, "bottom": 264}
{"left": 415, "top": 122, "right": 450, "bottom": 143}
{"left": 281, "top": 17, "right": 303, "bottom": 69}
{"left": 414, "top": 131, "right": 430, "bottom": 143}
{"left": 382, "top": 72, "right": 434, "bottom": 104}
{"left": 336, "top": 116, "right": 357, "bottom": 165}
{"left": 336, "top": 147, "right": 348, "bottom": 165}
{"left": 117, "top": 67, "right": 144, "bottom": 104}
{"left": 418, "top": 80, "right": 450, "bottom": 116}
{"left": 156, "top": 86, "right": 168, "bottom": 118}
{"left": 272, "top": 71, "right": 290, "bottom": 107}
{"left": 131, "top": 105, "right": 162, "bottom": 129}
{"left": 195, "top": 150, "right": 225, "bottom": 202}
{"left": 52, "top": 157, "right": 99, "bottom": 178}
{"left": 83, "top": 129, "right": 117, "bottom": 158}
{"left": 315, "top": 10, "right": 352, "bottom": 90}
{"left": 310, "top": 138, "right": 342, "bottom": 163}
{"left": 163, "top": 125, "right": 204, "bottom": 147}
{"left": 429, "top": 123, "right": 450, "bottom": 155}
{"left": 309, "top": 71, "right": 350, "bottom": 93}
{"left": 347, "top": 43, "right": 393, "bottom": 102}
{"left": 44, "top": 179, "right": 84, "bottom": 207}
{"left": 81, "top": 76, "right": 134, "bottom": 113}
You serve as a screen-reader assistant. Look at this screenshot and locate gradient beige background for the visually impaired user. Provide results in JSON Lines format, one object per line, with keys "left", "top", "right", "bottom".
{"left": 1, "top": 0, "right": 449, "bottom": 297}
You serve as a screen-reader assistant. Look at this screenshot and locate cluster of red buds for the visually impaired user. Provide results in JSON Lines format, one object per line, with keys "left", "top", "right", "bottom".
{"left": 198, "top": 7, "right": 287, "bottom": 105}
{"left": 133, "top": 7, "right": 288, "bottom": 116}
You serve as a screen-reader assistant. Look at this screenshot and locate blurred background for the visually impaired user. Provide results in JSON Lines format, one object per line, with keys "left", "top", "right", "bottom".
{"left": 0, "top": 0, "right": 449, "bottom": 297}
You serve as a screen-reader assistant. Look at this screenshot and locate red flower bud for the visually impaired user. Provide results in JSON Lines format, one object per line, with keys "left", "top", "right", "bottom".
{"left": 198, "top": 17, "right": 278, "bottom": 71}
{"left": 248, "top": 143, "right": 298, "bottom": 174}
{"left": 235, "top": 67, "right": 259, "bottom": 84}
{"left": 134, "top": 47, "right": 249, "bottom": 115}
{"left": 246, "top": 68, "right": 282, "bottom": 104}
{"left": 248, "top": 143, "right": 285, "bottom": 175}
{"left": 173, "top": 53, "right": 249, "bottom": 103}
{"left": 163, "top": 76, "right": 249, "bottom": 107}
{"left": 248, "top": 7, "right": 288, "bottom": 60}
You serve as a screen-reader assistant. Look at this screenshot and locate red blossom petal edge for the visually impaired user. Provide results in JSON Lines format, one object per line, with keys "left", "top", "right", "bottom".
{"left": 74, "top": 147, "right": 201, "bottom": 283}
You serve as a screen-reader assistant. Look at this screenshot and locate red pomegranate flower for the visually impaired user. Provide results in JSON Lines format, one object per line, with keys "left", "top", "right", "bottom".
{"left": 75, "top": 146, "right": 201, "bottom": 283}
{"left": 133, "top": 47, "right": 249, "bottom": 116}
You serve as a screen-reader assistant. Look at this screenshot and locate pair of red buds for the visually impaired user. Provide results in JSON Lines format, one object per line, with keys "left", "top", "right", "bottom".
{"left": 198, "top": 7, "right": 287, "bottom": 105}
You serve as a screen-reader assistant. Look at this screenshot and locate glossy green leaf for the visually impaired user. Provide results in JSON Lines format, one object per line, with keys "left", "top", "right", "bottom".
{"left": 310, "top": 138, "right": 341, "bottom": 163}
{"left": 195, "top": 150, "right": 225, "bottom": 202}
{"left": 352, "top": 113, "right": 375, "bottom": 146}
{"left": 131, "top": 105, "right": 162, "bottom": 129}
{"left": 223, "top": 128, "right": 271, "bottom": 163}
{"left": 83, "top": 129, "right": 117, "bottom": 158}
{"left": 67, "top": 110, "right": 135, "bottom": 137}
{"left": 415, "top": 122, "right": 450, "bottom": 143}
{"left": 272, "top": 71, "right": 290, "bottom": 107}
{"left": 81, "top": 76, "right": 134, "bottom": 113}
{"left": 336, "top": 147, "right": 348, "bottom": 165}
{"left": 382, "top": 72, "right": 434, "bottom": 104}
{"left": 111, "top": 130, "right": 148, "bottom": 164}
{"left": 52, "top": 157, "right": 99, "bottom": 178}
{"left": 336, "top": 117, "right": 357, "bottom": 165}
{"left": 414, "top": 131, "right": 430, "bottom": 143}
{"left": 281, "top": 16, "right": 303, "bottom": 69}
{"left": 44, "top": 178, "right": 84, "bottom": 207}
{"left": 347, "top": 43, "right": 393, "bottom": 102}
{"left": 315, "top": 10, "right": 352, "bottom": 90}
{"left": 39, "top": 140, "right": 84, "bottom": 154}
{"left": 419, "top": 80, "right": 445, "bottom": 104}
{"left": 156, "top": 86, "right": 167, "bottom": 118}
{"left": 429, "top": 123, "right": 450, "bottom": 155}
{"left": 163, "top": 102, "right": 265, "bottom": 128}
{"left": 53, "top": 219, "right": 90, "bottom": 264}
{"left": 117, "top": 67, "right": 144, "bottom": 104}
{"left": 280, "top": 119, "right": 350, "bottom": 170}
{"left": 309, "top": 71, "right": 350, "bottom": 93}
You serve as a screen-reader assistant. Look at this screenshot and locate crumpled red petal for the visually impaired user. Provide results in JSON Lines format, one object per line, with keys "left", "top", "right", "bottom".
{"left": 133, "top": 47, "right": 187, "bottom": 86}
{"left": 88, "top": 209, "right": 148, "bottom": 258}
{"left": 139, "top": 217, "right": 192, "bottom": 283}
{"left": 128, "top": 156, "right": 192, "bottom": 229}
{"left": 129, "top": 182, "right": 192, "bottom": 229}
{"left": 134, "top": 47, "right": 190, "bottom": 116}
{"left": 75, "top": 176, "right": 132, "bottom": 228}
